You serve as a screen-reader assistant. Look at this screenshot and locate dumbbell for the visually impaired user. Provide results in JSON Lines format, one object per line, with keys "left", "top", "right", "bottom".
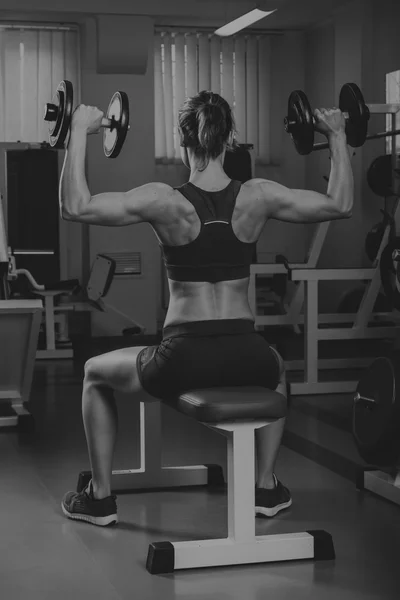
{"left": 43, "top": 81, "right": 130, "bottom": 158}
{"left": 284, "top": 84, "right": 370, "bottom": 155}
{"left": 284, "top": 83, "right": 400, "bottom": 155}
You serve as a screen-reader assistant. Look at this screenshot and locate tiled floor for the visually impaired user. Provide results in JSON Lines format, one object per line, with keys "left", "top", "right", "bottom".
{"left": 1, "top": 358, "right": 399, "bottom": 599}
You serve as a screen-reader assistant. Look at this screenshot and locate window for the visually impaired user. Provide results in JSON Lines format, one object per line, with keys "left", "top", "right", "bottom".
{"left": 155, "top": 31, "right": 272, "bottom": 164}
{"left": 0, "top": 24, "right": 80, "bottom": 144}
{"left": 385, "top": 70, "right": 400, "bottom": 154}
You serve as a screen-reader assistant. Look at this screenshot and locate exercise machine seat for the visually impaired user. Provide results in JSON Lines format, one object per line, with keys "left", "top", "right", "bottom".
{"left": 164, "top": 386, "right": 287, "bottom": 423}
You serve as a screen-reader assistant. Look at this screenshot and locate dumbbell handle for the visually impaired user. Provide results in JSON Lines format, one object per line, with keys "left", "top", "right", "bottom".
{"left": 101, "top": 117, "right": 130, "bottom": 132}
{"left": 314, "top": 127, "right": 400, "bottom": 151}
{"left": 44, "top": 103, "right": 59, "bottom": 122}
{"left": 286, "top": 111, "right": 353, "bottom": 132}
{"left": 285, "top": 111, "right": 350, "bottom": 130}
{"left": 101, "top": 117, "right": 114, "bottom": 129}
{"left": 45, "top": 104, "right": 116, "bottom": 130}
{"left": 287, "top": 102, "right": 400, "bottom": 131}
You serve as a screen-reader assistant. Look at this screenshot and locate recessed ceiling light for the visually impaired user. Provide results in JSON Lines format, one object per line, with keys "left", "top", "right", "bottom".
{"left": 215, "top": 8, "right": 277, "bottom": 37}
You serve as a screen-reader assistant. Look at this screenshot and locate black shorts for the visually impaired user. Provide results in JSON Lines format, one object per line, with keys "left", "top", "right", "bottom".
{"left": 136, "top": 319, "right": 280, "bottom": 400}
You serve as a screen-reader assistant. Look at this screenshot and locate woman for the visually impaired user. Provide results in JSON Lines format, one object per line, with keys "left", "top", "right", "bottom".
{"left": 61, "top": 90, "right": 353, "bottom": 526}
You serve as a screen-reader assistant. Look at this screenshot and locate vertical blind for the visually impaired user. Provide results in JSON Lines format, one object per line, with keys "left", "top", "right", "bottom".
{"left": 386, "top": 70, "right": 400, "bottom": 154}
{"left": 155, "top": 32, "right": 272, "bottom": 163}
{"left": 0, "top": 25, "right": 80, "bottom": 143}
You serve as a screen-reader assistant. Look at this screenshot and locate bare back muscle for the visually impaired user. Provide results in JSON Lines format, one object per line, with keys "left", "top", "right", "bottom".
{"left": 150, "top": 179, "right": 265, "bottom": 327}
{"left": 151, "top": 179, "right": 266, "bottom": 248}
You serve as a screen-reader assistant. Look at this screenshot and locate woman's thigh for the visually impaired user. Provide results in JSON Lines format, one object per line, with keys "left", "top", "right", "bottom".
{"left": 84, "top": 346, "right": 148, "bottom": 394}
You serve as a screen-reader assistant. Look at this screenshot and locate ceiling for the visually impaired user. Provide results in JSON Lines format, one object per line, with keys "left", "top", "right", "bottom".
{"left": 174, "top": 0, "right": 353, "bottom": 30}
{"left": 253, "top": 0, "right": 352, "bottom": 30}
{"left": 0, "top": 0, "right": 353, "bottom": 31}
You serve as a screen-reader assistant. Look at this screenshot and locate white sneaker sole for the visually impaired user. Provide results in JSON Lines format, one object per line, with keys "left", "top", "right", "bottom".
{"left": 61, "top": 502, "right": 118, "bottom": 526}
{"left": 255, "top": 498, "right": 293, "bottom": 518}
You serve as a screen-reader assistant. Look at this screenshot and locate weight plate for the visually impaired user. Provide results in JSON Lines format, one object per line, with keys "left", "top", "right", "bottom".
{"left": 44, "top": 80, "right": 74, "bottom": 149}
{"left": 339, "top": 83, "right": 369, "bottom": 148}
{"left": 367, "top": 154, "right": 395, "bottom": 197}
{"left": 103, "top": 91, "right": 130, "bottom": 159}
{"left": 353, "top": 356, "right": 400, "bottom": 465}
{"left": 285, "top": 90, "right": 314, "bottom": 155}
{"left": 380, "top": 236, "right": 400, "bottom": 311}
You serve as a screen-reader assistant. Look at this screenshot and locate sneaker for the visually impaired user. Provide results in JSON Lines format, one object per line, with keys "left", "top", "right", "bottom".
{"left": 255, "top": 474, "right": 292, "bottom": 518}
{"left": 61, "top": 480, "right": 118, "bottom": 527}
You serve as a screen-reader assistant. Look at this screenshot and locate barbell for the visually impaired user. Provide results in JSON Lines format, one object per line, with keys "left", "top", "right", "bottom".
{"left": 43, "top": 80, "right": 130, "bottom": 158}
{"left": 284, "top": 83, "right": 400, "bottom": 155}
{"left": 353, "top": 354, "right": 400, "bottom": 466}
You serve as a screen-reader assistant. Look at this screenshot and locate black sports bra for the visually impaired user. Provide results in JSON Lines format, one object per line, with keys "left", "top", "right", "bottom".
{"left": 160, "top": 180, "right": 256, "bottom": 283}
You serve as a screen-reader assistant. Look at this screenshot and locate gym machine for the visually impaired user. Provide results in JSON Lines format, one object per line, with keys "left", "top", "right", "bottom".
{"left": 0, "top": 189, "right": 41, "bottom": 430}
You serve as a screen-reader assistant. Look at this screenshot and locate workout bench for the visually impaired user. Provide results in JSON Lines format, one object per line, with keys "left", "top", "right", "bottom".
{"left": 78, "top": 387, "right": 335, "bottom": 573}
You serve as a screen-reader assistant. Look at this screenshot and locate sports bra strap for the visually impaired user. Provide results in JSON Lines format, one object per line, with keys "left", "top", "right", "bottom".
{"left": 175, "top": 180, "right": 242, "bottom": 224}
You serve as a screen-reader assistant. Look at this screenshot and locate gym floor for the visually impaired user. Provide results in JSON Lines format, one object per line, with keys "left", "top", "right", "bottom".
{"left": 2, "top": 354, "right": 399, "bottom": 600}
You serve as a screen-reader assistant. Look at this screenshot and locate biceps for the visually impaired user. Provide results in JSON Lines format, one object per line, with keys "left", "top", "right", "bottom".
{"left": 271, "top": 189, "right": 341, "bottom": 224}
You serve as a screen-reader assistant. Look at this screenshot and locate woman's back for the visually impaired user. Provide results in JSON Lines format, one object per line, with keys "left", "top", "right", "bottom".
{"left": 151, "top": 177, "right": 267, "bottom": 327}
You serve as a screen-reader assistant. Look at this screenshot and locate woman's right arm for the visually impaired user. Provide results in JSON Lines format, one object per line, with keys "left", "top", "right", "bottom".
{"left": 259, "top": 108, "right": 354, "bottom": 224}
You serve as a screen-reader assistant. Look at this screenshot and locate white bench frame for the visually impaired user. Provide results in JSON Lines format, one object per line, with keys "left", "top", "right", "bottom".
{"left": 80, "top": 399, "right": 218, "bottom": 491}
{"left": 145, "top": 409, "right": 334, "bottom": 573}
{"left": 78, "top": 398, "right": 334, "bottom": 573}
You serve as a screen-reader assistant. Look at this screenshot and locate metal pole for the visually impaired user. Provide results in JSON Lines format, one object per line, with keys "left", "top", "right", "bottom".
{"left": 314, "top": 127, "right": 400, "bottom": 151}
{"left": 392, "top": 113, "right": 400, "bottom": 197}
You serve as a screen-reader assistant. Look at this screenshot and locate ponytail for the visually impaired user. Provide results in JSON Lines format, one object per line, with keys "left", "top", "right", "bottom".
{"left": 178, "top": 91, "right": 236, "bottom": 171}
{"left": 197, "top": 104, "right": 226, "bottom": 156}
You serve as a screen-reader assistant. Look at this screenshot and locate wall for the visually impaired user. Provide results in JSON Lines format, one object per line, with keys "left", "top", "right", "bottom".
{"left": 256, "top": 31, "right": 308, "bottom": 263}
{"left": 304, "top": 20, "right": 335, "bottom": 247}
{"left": 304, "top": 13, "right": 356, "bottom": 309}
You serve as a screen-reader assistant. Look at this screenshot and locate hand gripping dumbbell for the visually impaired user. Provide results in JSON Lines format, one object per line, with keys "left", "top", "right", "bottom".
{"left": 283, "top": 83, "right": 370, "bottom": 155}
{"left": 44, "top": 80, "right": 130, "bottom": 158}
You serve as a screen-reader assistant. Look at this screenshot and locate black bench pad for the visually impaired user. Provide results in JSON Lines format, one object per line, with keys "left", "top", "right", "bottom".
{"left": 163, "top": 386, "right": 287, "bottom": 423}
